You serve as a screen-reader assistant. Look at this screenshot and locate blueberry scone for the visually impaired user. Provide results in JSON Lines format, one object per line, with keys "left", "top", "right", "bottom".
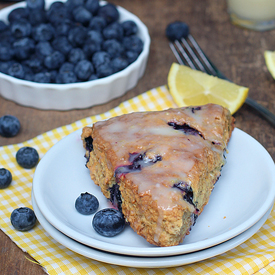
{"left": 81, "top": 103, "right": 235, "bottom": 247}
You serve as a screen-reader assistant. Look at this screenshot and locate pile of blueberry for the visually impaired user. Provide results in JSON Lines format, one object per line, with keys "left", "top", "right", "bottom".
{"left": 0, "top": 0, "right": 144, "bottom": 83}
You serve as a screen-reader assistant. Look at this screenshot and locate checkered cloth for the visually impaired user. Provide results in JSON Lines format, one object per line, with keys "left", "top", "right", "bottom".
{"left": 0, "top": 86, "right": 275, "bottom": 275}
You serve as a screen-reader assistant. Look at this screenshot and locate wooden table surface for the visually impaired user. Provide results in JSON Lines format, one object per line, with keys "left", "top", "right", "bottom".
{"left": 1, "top": 0, "right": 275, "bottom": 274}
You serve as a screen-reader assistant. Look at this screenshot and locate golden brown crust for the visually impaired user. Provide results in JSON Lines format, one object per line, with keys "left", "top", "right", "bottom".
{"left": 81, "top": 103, "right": 234, "bottom": 246}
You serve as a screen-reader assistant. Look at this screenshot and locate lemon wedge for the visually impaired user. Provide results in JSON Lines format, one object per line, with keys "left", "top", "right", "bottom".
{"left": 264, "top": 50, "right": 275, "bottom": 79}
{"left": 167, "top": 63, "right": 249, "bottom": 114}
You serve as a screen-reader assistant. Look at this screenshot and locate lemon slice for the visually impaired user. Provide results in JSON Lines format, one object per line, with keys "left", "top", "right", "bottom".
{"left": 167, "top": 63, "right": 249, "bottom": 114}
{"left": 264, "top": 50, "right": 275, "bottom": 79}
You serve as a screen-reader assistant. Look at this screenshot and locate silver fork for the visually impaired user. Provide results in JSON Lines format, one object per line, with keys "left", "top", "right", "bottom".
{"left": 168, "top": 35, "right": 275, "bottom": 127}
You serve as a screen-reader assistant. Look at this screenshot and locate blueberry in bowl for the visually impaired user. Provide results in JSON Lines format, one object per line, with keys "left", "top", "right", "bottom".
{"left": 0, "top": 0, "right": 150, "bottom": 110}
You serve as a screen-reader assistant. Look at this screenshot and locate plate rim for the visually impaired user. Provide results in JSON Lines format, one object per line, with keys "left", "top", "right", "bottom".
{"left": 32, "top": 127, "right": 275, "bottom": 256}
{"left": 32, "top": 190, "right": 273, "bottom": 268}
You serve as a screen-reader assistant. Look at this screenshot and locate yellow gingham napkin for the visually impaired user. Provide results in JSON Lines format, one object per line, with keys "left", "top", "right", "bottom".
{"left": 1, "top": 85, "right": 275, "bottom": 275}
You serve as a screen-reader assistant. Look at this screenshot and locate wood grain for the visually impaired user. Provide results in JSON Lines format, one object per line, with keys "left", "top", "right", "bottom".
{"left": 0, "top": 0, "right": 275, "bottom": 273}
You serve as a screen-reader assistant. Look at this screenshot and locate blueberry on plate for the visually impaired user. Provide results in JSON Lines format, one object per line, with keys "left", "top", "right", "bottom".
{"left": 16, "top": 146, "right": 39, "bottom": 169}
{"left": 0, "top": 115, "right": 21, "bottom": 137}
{"left": 92, "top": 208, "right": 125, "bottom": 237}
{"left": 75, "top": 192, "right": 99, "bottom": 215}
{"left": 10, "top": 207, "right": 37, "bottom": 231}
{"left": 0, "top": 168, "right": 12, "bottom": 189}
{"left": 165, "top": 21, "right": 189, "bottom": 41}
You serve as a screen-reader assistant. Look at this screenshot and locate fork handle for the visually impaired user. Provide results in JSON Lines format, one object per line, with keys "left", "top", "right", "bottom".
{"left": 245, "top": 97, "right": 275, "bottom": 127}
{"left": 209, "top": 62, "right": 275, "bottom": 126}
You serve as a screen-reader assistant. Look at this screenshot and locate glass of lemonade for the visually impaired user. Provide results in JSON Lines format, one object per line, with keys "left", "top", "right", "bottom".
{"left": 226, "top": 0, "right": 275, "bottom": 31}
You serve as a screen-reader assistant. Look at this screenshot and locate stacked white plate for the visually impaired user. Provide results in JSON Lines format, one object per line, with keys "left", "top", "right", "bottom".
{"left": 32, "top": 127, "right": 275, "bottom": 268}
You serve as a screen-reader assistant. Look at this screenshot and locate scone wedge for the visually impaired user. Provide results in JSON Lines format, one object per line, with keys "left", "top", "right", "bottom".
{"left": 81, "top": 103, "right": 235, "bottom": 247}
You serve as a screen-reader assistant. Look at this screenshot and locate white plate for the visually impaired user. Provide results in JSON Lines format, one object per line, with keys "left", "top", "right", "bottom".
{"left": 32, "top": 128, "right": 275, "bottom": 257}
{"left": 32, "top": 191, "right": 272, "bottom": 268}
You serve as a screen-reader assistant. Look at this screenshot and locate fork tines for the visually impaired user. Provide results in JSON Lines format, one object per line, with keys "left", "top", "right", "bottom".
{"left": 169, "top": 34, "right": 218, "bottom": 77}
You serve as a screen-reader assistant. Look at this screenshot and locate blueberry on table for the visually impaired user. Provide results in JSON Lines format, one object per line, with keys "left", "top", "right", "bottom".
{"left": 0, "top": 168, "right": 12, "bottom": 189}
{"left": 165, "top": 21, "right": 189, "bottom": 41}
{"left": 10, "top": 207, "right": 37, "bottom": 231}
{"left": 0, "top": 115, "right": 21, "bottom": 137}
{"left": 92, "top": 208, "right": 125, "bottom": 237}
{"left": 16, "top": 147, "right": 39, "bottom": 169}
{"left": 75, "top": 192, "right": 99, "bottom": 215}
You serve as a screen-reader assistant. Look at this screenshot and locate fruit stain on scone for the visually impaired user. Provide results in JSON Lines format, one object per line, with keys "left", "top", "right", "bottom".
{"left": 81, "top": 103, "right": 235, "bottom": 247}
